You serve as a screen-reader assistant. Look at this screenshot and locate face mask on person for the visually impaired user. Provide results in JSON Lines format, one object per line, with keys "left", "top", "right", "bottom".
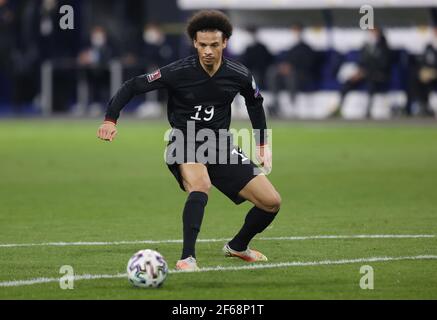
{"left": 143, "top": 28, "right": 163, "bottom": 45}
{"left": 365, "top": 32, "right": 378, "bottom": 46}
{"left": 91, "top": 32, "right": 106, "bottom": 48}
{"left": 42, "top": 0, "right": 56, "bottom": 11}
{"left": 290, "top": 30, "right": 303, "bottom": 45}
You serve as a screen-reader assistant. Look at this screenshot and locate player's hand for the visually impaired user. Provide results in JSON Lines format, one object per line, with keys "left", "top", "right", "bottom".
{"left": 97, "top": 121, "right": 118, "bottom": 142}
{"left": 256, "top": 144, "right": 272, "bottom": 175}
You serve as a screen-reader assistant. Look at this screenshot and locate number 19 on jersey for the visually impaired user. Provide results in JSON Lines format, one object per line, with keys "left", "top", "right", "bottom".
{"left": 190, "top": 105, "right": 215, "bottom": 122}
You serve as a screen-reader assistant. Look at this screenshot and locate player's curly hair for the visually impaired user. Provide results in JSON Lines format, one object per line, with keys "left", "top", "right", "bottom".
{"left": 187, "top": 10, "right": 233, "bottom": 40}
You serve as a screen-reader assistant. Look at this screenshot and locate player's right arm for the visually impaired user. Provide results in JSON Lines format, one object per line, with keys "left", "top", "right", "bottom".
{"left": 97, "top": 68, "right": 168, "bottom": 142}
{"left": 97, "top": 121, "right": 118, "bottom": 142}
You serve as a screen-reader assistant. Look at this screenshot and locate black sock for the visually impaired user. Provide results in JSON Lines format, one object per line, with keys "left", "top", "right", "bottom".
{"left": 181, "top": 192, "right": 208, "bottom": 260}
{"left": 228, "top": 207, "right": 279, "bottom": 251}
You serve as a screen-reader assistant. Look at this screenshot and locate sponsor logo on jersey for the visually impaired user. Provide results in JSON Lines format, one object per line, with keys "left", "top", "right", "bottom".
{"left": 147, "top": 69, "right": 162, "bottom": 83}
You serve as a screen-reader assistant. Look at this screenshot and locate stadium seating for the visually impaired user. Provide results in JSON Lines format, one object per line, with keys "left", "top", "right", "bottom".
{"left": 1, "top": 26, "right": 436, "bottom": 118}
{"left": 228, "top": 27, "right": 429, "bottom": 119}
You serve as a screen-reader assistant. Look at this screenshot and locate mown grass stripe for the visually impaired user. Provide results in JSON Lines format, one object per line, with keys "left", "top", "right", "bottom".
{"left": 0, "top": 234, "right": 434, "bottom": 248}
{"left": 1, "top": 255, "right": 436, "bottom": 288}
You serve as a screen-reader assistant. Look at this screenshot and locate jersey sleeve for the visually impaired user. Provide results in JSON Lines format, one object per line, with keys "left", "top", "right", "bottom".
{"left": 240, "top": 73, "right": 268, "bottom": 146}
{"left": 104, "top": 67, "right": 170, "bottom": 124}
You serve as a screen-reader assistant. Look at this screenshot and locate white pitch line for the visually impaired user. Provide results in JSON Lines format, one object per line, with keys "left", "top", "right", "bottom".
{"left": 1, "top": 255, "right": 436, "bottom": 288}
{"left": 0, "top": 273, "right": 127, "bottom": 288}
{"left": 0, "top": 234, "right": 434, "bottom": 249}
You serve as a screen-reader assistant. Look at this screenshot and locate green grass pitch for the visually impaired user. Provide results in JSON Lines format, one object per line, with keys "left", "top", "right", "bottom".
{"left": 0, "top": 119, "right": 436, "bottom": 299}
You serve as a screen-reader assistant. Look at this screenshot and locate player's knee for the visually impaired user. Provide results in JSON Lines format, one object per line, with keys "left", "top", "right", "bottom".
{"left": 261, "top": 192, "right": 281, "bottom": 213}
{"left": 187, "top": 178, "right": 212, "bottom": 194}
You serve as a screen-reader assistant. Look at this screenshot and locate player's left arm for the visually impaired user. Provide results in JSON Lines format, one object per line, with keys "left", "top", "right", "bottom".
{"left": 240, "top": 73, "right": 272, "bottom": 173}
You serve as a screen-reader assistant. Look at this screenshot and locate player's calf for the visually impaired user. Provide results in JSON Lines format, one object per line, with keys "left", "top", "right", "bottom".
{"left": 228, "top": 206, "right": 279, "bottom": 252}
{"left": 181, "top": 191, "right": 208, "bottom": 260}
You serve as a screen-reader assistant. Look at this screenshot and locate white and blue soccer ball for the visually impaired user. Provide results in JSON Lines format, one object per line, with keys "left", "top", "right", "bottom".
{"left": 127, "top": 249, "right": 168, "bottom": 288}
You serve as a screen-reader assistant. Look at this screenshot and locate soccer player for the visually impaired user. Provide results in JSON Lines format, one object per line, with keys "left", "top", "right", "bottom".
{"left": 97, "top": 10, "right": 281, "bottom": 271}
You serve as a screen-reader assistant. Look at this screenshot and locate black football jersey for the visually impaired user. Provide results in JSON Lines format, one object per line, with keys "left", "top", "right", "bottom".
{"left": 105, "top": 55, "right": 267, "bottom": 145}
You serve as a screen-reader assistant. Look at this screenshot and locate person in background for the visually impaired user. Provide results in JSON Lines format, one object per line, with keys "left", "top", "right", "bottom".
{"left": 333, "top": 27, "right": 393, "bottom": 118}
{"left": 38, "top": 0, "right": 79, "bottom": 113}
{"left": 135, "top": 23, "right": 175, "bottom": 118}
{"left": 77, "top": 25, "right": 115, "bottom": 115}
{"left": 405, "top": 26, "right": 437, "bottom": 117}
{"left": 0, "top": 0, "right": 14, "bottom": 77}
{"left": 240, "top": 27, "right": 274, "bottom": 90}
{"left": 9, "top": 0, "right": 40, "bottom": 115}
{"left": 267, "top": 23, "right": 319, "bottom": 116}
{"left": 140, "top": 22, "right": 175, "bottom": 69}
{"left": 38, "top": 0, "right": 59, "bottom": 59}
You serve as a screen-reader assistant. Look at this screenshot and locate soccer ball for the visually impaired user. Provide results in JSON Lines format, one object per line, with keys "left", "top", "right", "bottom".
{"left": 127, "top": 249, "right": 168, "bottom": 288}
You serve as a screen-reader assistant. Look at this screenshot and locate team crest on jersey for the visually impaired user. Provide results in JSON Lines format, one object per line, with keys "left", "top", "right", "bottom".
{"left": 147, "top": 69, "right": 162, "bottom": 83}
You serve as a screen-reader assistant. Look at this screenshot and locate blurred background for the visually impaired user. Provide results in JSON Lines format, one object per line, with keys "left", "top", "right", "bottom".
{"left": 1, "top": 0, "right": 437, "bottom": 120}
{"left": 1, "top": 1, "right": 437, "bottom": 300}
